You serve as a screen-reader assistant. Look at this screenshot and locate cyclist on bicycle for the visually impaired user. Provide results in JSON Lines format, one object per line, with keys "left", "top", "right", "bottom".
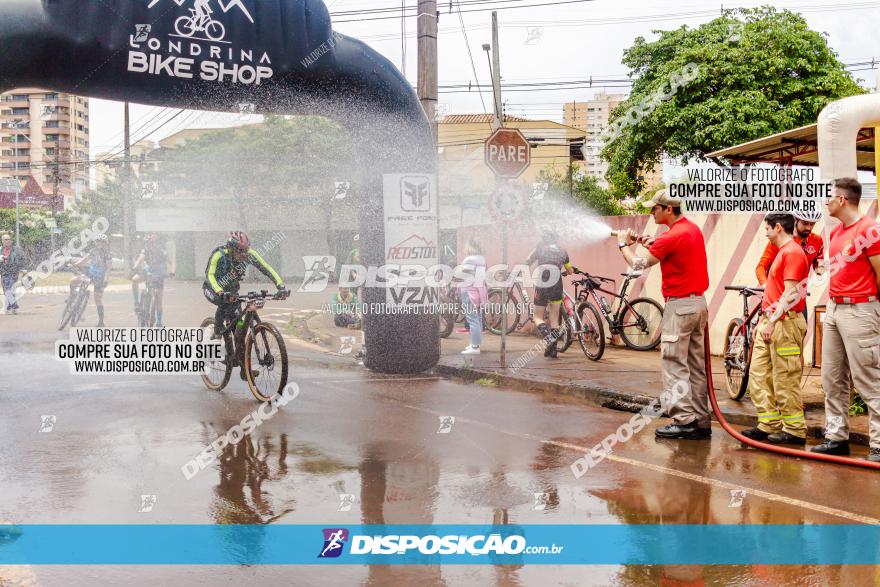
{"left": 193, "top": 0, "right": 213, "bottom": 25}
{"left": 526, "top": 230, "right": 577, "bottom": 359}
{"left": 70, "top": 233, "right": 112, "bottom": 327}
{"left": 131, "top": 234, "right": 176, "bottom": 327}
{"left": 203, "top": 231, "right": 288, "bottom": 380}
{"left": 756, "top": 208, "right": 823, "bottom": 286}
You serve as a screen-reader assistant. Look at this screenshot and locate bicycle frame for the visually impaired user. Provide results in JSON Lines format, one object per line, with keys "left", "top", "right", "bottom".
{"left": 577, "top": 274, "right": 637, "bottom": 335}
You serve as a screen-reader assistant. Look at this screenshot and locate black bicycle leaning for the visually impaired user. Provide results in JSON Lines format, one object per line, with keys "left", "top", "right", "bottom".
{"left": 58, "top": 264, "right": 91, "bottom": 330}
{"left": 571, "top": 269, "right": 664, "bottom": 360}
{"left": 723, "top": 285, "right": 764, "bottom": 401}
{"left": 200, "top": 290, "right": 289, "bottom": 402}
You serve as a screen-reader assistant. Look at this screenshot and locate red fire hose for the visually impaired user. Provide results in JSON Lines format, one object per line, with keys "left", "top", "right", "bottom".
{"left": 704, "top": 328, "right": 880, "bottom": 470}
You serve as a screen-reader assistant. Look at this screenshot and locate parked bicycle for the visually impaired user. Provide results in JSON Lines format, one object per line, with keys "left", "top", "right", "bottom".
{"left": 571, "top": 270, "right": 664, "bottom": 360}
{"left": 485, "top": 272, "right": 533, "bottom": 335}
{"left": 200, "top": 290, "right": 289, "bottom": 402}
{"left": 723, "top": 285, "right": 764, "bottom": 401}
{"left": 555, "top": 288, "right": 600, "bottom": 361}
{"left": 58, "top": 265, "right": 92, "bottom": 330}
{"left": 438, "top": 282, "right": 457, "bottom": 338}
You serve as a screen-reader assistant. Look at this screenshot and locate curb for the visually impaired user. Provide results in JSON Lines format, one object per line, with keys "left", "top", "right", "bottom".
{"left": 434, "top": 360, "right": 871, "bottom": 448}
{"left": 22, "top": 284, "right": 131, "bottom": 295}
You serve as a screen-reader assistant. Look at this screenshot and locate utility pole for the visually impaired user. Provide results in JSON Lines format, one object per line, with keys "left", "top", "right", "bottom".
{"left": 123, "top": 101, "right": 132, "bottom": 271}
{"left": 50, "top": 145, "right": 60, "bottom": 253}
{"left": 491, "top": 11, "right": 502, "bottom": 130}
{"left": 417, "top": 0, "right": 438, "bottom": 141}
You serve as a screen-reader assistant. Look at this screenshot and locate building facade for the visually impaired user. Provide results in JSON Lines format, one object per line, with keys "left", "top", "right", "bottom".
{"left": 0, "top": 89, "right": 90, "bottom": 210}
{"left": 563, "top": 93, "right": 663, "bottom": 191}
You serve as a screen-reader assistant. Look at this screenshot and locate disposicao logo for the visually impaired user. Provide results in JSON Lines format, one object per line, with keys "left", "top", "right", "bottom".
{"left": 318, "top": 528, "right": 349, "bottom": 558}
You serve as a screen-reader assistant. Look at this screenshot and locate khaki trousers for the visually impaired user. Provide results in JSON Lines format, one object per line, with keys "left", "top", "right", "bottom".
{"left": 660, "top": 296, "right": 710, "bottom": 427}
{"left": 747, "top": 313, "right": 807, "bottom": 437}
{"left": 821, "top": 300, "right": 880, "bottom": 448}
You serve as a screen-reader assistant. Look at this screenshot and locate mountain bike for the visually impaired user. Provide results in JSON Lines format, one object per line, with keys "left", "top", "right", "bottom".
{"left": 175, "top": 8, "right": 226, "bottom": 41}
{"left": 555, "top": 288, "right": 601, "bottom": 361}
{"left": 438, "top": 282, "right": 457, "bottom": 338}
{"left": 58, "top": 265, "right": 91, "bottom": 330}
{"left": 723, "top": 285, "right": 764, "bottom": 401}
{"left": 200, "top": 290, "right": 290, "bottom": 402}
{"left": 485, "top": 273, "right": 533, "bottom": 335}
{"left": 134, "top": 273, "right": 166, "bottom": 328}
{"left": 573, "top": 270, "right": 664, "bottom": 359}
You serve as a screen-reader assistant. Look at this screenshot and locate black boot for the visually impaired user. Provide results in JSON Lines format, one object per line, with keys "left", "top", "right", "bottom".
{"left": 538, "top": 324, "right": 558, "bottom": 359}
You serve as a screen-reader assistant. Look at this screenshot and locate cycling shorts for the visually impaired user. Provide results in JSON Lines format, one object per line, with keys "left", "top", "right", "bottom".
{"left": 534, "top": 282, "right": 564, "bottom": 305}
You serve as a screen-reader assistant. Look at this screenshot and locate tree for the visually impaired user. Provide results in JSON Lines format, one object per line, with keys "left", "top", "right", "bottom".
{"left": 76, "top": 177, "right": 125, "bottom": 233}
{"left": 602, "top": 7, "right": 865, "bottom": 196}
{"left": 536, "top": 165, "right": 626, "bottom": 216}
{"left": 158, "top": 115, "right": 350, "bottom": 229}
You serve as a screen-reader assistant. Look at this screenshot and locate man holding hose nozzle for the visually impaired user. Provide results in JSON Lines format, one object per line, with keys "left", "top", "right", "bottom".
{"left": 617, "top": 189, "right": 711, "bottom": 439}
{"left": 741, "top": 214, "right": 810, "bottom": 446}
{"left": 811, "top": 178, "right": 880, "bottom": 462}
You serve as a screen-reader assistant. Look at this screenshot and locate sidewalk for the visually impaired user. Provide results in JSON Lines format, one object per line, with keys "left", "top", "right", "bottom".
{"left": 304, "top": 312, "right": 871, "bottom": 447}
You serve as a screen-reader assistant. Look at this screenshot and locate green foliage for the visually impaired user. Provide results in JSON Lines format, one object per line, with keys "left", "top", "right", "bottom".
{"left": 536, "top": 165, "right": 627, "bottom": 216}
{"left": 160, "top": 115, "right": 350, "bottom": 200}
{"left": 75, "top": 177, "right": 125, "bottom": 233}
{"left": 602, "top": 7, "right": 865, "bottom": 196}
{"left": 0, "top": 208, "right": 88, "bottom": 253}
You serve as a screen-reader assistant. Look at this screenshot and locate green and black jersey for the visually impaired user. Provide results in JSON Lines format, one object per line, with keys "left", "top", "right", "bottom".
{"left": 203, "top": 246, "right": 282, "bottom": 294}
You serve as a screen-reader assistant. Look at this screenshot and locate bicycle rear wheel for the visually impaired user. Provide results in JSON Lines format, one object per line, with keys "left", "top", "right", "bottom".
{"left": 577, "top": 302, "right": 605, "bottom": 361}
{"left": 200, "top": 317, "right": 232, "bottom": 391}
{"left": 557, "top": 314, "right": 575, "bottom": 353}
{"left": 619, "top": 297, "right": 664, "bottom": 351}
{"left": 58, "top": 298, "right": 74, "bottom": 330}
{"left": 145, "top": 291, "right": 158, "bottom": 327}
{"left": 438, "top": 311, "right": 455, "bottom": 338}
{"left": 485, "top": 288, "right": 519, "bottom": 335}
{"left": 723, "top": 318, "right": 748, "bottom": 401}
{"left": 244, "top": 322, "right": 289, "bottom": 402}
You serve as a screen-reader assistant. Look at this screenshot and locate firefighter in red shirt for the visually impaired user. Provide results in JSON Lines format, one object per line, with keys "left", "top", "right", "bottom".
{"left": 755, "top": 208, "right": 824, "bottom": 286}
{"left": 741, "top": 214, "right": 810, "bottom": 445}
{"left": 618, "top": 189, "right": 711, "bottom": 440}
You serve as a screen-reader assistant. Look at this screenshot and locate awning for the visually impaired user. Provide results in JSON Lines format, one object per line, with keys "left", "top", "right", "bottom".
{"left": 707, "top": 123, "right": 876, "bottom": 170}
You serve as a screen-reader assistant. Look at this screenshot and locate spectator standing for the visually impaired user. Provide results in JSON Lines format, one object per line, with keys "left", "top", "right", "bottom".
{"left": 459, "top": 239, "right": 487, "bottom": 355}
{"left": 0, "top": 234, "right": 26, "bottom": 314}
{"left": 811, "top": 178, "right": 880, "bottom": 462}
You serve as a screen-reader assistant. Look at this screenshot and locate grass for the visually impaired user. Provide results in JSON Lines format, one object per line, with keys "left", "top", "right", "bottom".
{"left": 475, "top": 373, "right": 501, "bottom": 388}
{"left": 28, "top": 273, "right": 130, "bottom": 287}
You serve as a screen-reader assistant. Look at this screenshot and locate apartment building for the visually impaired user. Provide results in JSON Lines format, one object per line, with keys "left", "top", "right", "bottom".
{"left": 563, "top": 93, "right": 663, "bottom": 191}
{"left": 0, "top": 89, "right": 90, "bottom": 210}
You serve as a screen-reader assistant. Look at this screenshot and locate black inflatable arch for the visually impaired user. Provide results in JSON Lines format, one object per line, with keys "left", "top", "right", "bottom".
{"left": 0, "top": 0, "right": 439, "bottom": 374}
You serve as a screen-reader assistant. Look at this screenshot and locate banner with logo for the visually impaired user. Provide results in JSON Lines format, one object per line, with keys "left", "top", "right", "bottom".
{"left": 383, "top": 174, "right": 440, "bottom": 307}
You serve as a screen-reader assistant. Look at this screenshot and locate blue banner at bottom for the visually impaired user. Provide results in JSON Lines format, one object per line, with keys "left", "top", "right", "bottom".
{"left": 1, "top": 525, "right": 879, "bottom": 565}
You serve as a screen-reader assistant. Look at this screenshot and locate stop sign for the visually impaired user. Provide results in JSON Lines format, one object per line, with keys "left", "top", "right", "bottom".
{"left": 485, "top": 128, "right": 531, "bottom": 178}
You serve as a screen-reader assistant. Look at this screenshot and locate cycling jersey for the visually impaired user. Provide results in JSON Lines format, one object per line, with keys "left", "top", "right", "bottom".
{"left": 141, "top": 247, "right": 168, "bottom": 273}
{"left": 527, "top": 243, "right": 572, "bottom": 305}
{"left": 204, "top": 246, "right": 282, "bottom": 294}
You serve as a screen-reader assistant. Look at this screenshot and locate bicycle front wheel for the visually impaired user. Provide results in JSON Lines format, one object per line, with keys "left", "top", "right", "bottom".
{"left": 200, "top": 318, "right": 232, "bottom": 392}
{"left": 723, "top": 318, "right": 748, "bottom": 401}
{"left": 244, "top": 322, "right": 289, "bottom": 402}
{"left": 71, "top": 290, "right": 90, "bottom": 327}
{"left": 619, "top": 297, "right": 664, "bottom": 351}
{"left": 557, "top": 315, "right": 575, "bottom": 353}
{"left": 576, "top": 302, "right": 605, "bottom": 361}
{"left": 58, "top": 298, "right": 74, "bottom": 330}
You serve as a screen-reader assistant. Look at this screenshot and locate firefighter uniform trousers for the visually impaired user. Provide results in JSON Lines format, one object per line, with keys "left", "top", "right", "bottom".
{"left": 660, "top": 296, "right": 710, "bottom": 427}
{"left": 821, "top": 300, "right": 880, "bottom": 448}
{"left": 747, "top": 312, "right": 807, "bottom": 437}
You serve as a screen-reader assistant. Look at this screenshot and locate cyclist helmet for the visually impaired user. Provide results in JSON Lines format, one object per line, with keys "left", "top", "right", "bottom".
{"left": 227, "top": 231, "right": 250, "bottom": 252}
{"left": 94, "top": 233, "right": 109, "bottom": 242}
{"left": 145, "top": 233, "right": 160, "bottom": 243}
{"left": 793, "top": 208, "right": 822, "bottom": 223}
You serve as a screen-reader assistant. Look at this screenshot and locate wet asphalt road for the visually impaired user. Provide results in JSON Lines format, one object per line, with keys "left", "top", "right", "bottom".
{"left": 2, "top": 293, "right": 880, "bottom": 585}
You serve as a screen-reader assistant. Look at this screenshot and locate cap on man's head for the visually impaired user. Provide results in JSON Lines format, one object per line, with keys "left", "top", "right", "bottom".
{"left": 645, "top": 188, "right": 682, "bottom": 208}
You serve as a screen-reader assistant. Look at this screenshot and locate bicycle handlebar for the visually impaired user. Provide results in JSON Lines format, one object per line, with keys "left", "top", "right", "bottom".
{"left": 725, "top": 285, "right": 765, "bottom": 293}
{"left": 233, "top": 290, "right": 289, "bottom": 303}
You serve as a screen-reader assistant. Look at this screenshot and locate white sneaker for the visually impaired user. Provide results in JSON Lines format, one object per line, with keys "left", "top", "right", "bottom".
{"left": 461, "top": 345, "right": 481, "bottom": 355}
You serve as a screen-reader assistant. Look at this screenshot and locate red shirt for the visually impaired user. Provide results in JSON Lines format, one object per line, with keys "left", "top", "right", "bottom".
{"left": 755, "top": 233, "right": 823, "bottom": 286}
{"left": 648, "top": 217, "right": 709, "bottom": 300}
{"left": 762, "top": 239, "right": 809, "bottom": 313}
{"left": 829, "top": 216, "right": 880, "bottom": 299}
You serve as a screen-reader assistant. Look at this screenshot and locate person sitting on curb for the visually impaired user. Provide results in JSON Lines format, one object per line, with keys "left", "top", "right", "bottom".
{"left": 332, "top": 286, "right": 361, "bottom": 329}
{"left": 741, "top": 213, "right": 810, "bottom": 446}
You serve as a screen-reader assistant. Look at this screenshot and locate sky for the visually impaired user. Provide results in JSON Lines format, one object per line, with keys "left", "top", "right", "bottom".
{"left": 88, "top": 0, "right": 879, "bottom": 162}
